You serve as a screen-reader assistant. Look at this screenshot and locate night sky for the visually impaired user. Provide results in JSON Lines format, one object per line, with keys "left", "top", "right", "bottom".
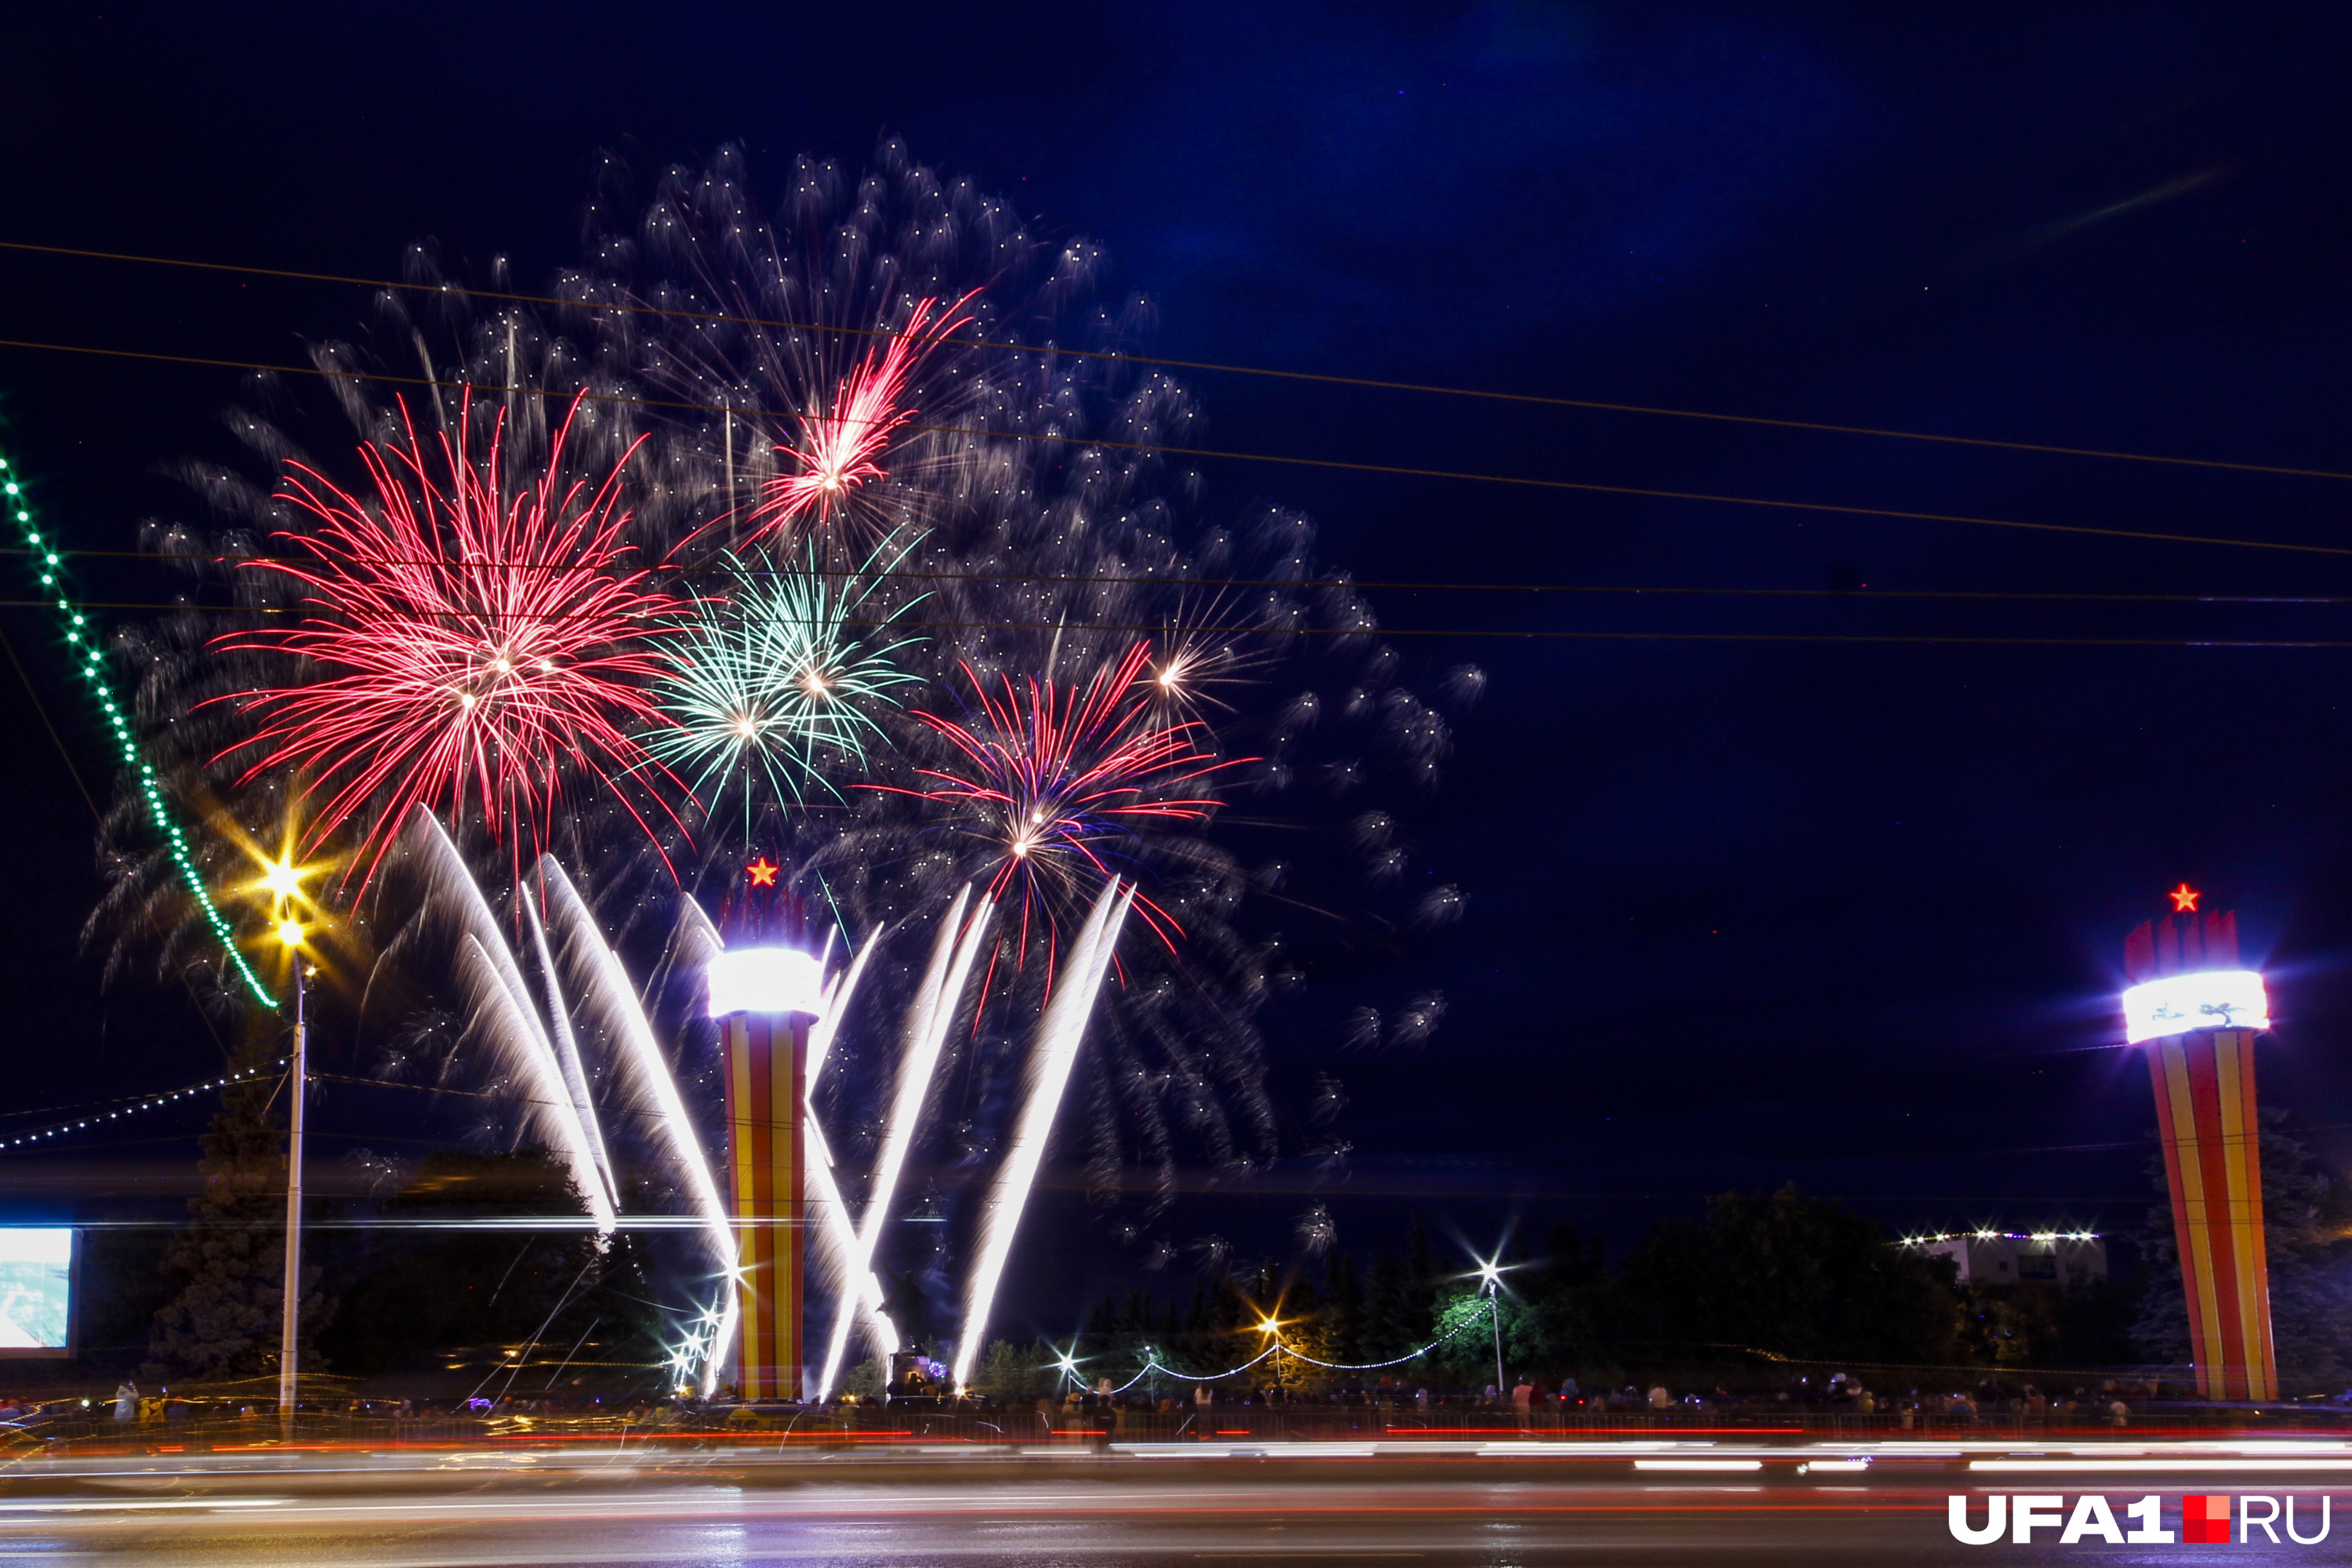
{"left": 5, "top": 5, "right": 2352, "bottom": 1322}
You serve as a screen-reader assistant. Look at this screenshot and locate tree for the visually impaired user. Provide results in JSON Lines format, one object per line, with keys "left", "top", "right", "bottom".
{"left": 1515, "top": 1224, "right": 1606, "bottom": 1374}
{"left": 1604, "top": 1185, "right": 1964, "bottom": 1372}
{"left": 321, "top": 1147, "right": 652, "bottom": 1382}
{"left": 146, "top": 1014, "right": 332, "bottom": 1381}
{"left": 2135, "top": 1108, "right": 2352, "bottom": 1388}
{"left": 971, "top": 1339, "right": 1051, "bottom": 1400}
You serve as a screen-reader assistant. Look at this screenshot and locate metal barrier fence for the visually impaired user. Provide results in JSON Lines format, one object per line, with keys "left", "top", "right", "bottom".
{"left": 7, "top": 1400, "right": 2346, "bottom": 1456}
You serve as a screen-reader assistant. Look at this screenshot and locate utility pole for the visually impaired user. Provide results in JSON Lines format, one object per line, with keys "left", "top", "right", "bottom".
{"left": 278, "top": 959, "right": 307, "bottom": 1436}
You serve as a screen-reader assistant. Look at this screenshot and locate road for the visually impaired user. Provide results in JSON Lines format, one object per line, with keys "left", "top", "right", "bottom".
{"left": 0, "top": 1439, "right": 2341, "bottom": 1563}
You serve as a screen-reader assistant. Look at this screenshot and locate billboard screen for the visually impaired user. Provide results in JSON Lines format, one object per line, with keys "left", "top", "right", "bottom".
{"left": 0, "top": 1229, "right": 74, "bottom": 1356}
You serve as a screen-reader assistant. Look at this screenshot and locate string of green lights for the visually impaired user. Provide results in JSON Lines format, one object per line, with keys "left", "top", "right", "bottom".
{"left": 0, "top": 449, "right": 277, "bottom": 1008}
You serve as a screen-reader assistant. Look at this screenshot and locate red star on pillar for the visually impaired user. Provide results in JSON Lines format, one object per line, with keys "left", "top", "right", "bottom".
{"left": 746, "top": 856, "right": 779, "bottom": 888}
{"left": 2169, "top": 882, "right": 2201, "bottom": 913}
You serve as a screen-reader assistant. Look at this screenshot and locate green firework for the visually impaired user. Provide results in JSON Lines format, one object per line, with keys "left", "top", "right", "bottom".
{"left": 649, "top": 544, "right": 924, "bottom": 822}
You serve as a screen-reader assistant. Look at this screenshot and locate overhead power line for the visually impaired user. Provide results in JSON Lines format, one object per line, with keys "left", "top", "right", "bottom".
{"left": 10, "top": 546, "right": 2352, "bottom": 604}
{"left": 3, "top": 335, "right": 2350, "bottom": 564}
{"left": 4, "top": 601, "right": 2347, "bottom": 648}
{"left": 3, "top": 238, "right": 2343, "bottom": 482}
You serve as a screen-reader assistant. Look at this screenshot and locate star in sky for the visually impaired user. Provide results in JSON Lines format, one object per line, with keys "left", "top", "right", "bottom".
{"left": 2169, "top": 882, "right": 2200, "bottom": 913}
{"left": 746, "top": 856, "right": 779, "bottom": 887}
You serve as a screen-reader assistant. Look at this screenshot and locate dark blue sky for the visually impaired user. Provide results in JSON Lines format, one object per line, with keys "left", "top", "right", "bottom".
{"left": 5, "top": 3, "right": 2352, "bottom": 1306}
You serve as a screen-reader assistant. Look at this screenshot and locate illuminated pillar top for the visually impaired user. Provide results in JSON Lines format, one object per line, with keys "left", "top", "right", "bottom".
{"left": 704, "top": 855, "right": 827, "bottom": 1019}
{"left": 2119, "top": 885, "right": 2267, "bottom": 1044}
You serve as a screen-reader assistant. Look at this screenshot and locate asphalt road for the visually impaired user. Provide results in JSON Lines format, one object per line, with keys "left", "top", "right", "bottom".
{"left": 0, "top": 1445, "right": 2338, "bottom": 1563}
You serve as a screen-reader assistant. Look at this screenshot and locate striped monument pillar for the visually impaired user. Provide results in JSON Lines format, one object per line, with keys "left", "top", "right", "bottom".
{"left": 2122, "top": 888, "right": 2276, "bottom": 1401}
{"left": 720, "top": 1009, "right": 806, "bottom": 1400}
{"left": 706, "top": 858, "right": 826, "bottom": 1402}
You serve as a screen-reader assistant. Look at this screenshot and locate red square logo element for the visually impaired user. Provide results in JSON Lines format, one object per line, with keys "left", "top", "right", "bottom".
{"left": 2183, "top": 1494, "right": 2231, "bottom": 1544}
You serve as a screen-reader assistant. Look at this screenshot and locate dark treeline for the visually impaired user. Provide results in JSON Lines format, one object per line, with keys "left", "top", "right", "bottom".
{"left": 1067, "top": 1187, "right": 2144, "bottom": 1395}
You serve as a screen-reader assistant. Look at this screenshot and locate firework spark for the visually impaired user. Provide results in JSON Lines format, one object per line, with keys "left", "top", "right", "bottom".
{"left": 745, "top": 296, "right": 972, "bottom": 544}
{"left": 218, "top": 394, "right": 678, "bottom": 884}
{"left": 647, "top": 545, "right": 924, "bottom": 826}
{"left": 888, "top": 642, "right": 1232, "bottom": 958}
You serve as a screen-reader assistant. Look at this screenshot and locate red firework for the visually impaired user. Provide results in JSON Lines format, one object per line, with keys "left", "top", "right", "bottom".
{"left": 219, "top": 394, "right": 681, "bottom": 885}
{"left": 745, "top": 295, "right": 972, "bottom": 541}
{"left": 883, "top": 642, "right": 1239, "bottom": 965}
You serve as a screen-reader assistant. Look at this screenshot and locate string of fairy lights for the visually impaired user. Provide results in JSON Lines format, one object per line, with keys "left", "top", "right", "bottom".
{"left": 1078, "top": 1294, "right": 1502, "bottom": 1394}
{"left": 0, "top": 449, "right": 276, "bottom": 1008}
{"left": 0, "top": 1059, "right": 286, "bottom": 1153}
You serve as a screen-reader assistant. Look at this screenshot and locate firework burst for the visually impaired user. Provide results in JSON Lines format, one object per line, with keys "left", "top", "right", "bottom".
{"left": 886, "top": 641, "right": 1236, "bottom": 960}
{"left": 742, "top": 296, "right": 973, "bottom": 546}
{"left": 217, "top": 393, "right": 680, "bottom": 885}
{"left": 647, "top": 543, "right": 925, "bottom": 827}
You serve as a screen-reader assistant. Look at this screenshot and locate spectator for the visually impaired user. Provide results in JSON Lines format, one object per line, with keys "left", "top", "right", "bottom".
{"left": 1647, "top": 1385, "right": 1672, "bottom": 1411}
{"left": 113, "top": 1381, "right": 135, "bottom": 1422}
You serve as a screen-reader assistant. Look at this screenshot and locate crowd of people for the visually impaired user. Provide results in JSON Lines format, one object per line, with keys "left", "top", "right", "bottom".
{"left": 0, "top": 1370, "right": 2225, "bottom": 1439}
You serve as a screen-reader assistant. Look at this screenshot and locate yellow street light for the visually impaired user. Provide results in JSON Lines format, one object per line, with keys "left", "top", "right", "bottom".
{"left": 258, "top": 860, "right": 304, "bottom": 902}
{"left": 275, "top": 919, "right": 304, "bottom": 949}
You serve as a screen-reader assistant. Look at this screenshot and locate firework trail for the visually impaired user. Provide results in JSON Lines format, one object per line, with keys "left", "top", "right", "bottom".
{"left": 803, "top": 926, "right": 901, "bottom": 1388}
{"left": 535, "top": 860, "right": 735, "bottom": 1260}
{"left": 952, "top": 877, "right": 1133, "bottom": 1390}
{"left": 801, "top": 1109, "right": 894, "bottom": 1394}
{"left": 816, "top": 884, "right": 993, "bottom": 1399}
{"left": 412, "top": 811, "right": 616, "bottom": 1235}
{"left": 521, "top": 892, "right": 618, "bottom": 1200}
{"left": 216, "top": 392, "right": 678, "bottom": 887}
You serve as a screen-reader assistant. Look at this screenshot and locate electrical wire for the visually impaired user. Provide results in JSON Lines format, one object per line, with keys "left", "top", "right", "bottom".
{"left": 12, "top": 545, "right": 2352, "bottom": 605}
{"left": 2, "top": 336, "right": 2349, "bottom": 562}
{"left": 4, "top": 601, "right": 2347, "bottom": 648}
{"left": 2, "top": 238, "right": 2339, "bottom": 482}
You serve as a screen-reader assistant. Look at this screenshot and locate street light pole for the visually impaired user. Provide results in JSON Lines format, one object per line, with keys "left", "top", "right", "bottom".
{"left": 1486, "top": 1283, "right": 1504, "bottom": 1396}
{"left": 1473, "top": 1255, "right": 1507, "bottom": 1399}
{"left": 277, "top": 959, "right": 306, "bottom": 1434}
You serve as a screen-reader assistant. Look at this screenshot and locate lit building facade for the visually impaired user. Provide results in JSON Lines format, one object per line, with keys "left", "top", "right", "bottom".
{"left": 1905, "top": 1231, "right": 2108, "bottom": 1289}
